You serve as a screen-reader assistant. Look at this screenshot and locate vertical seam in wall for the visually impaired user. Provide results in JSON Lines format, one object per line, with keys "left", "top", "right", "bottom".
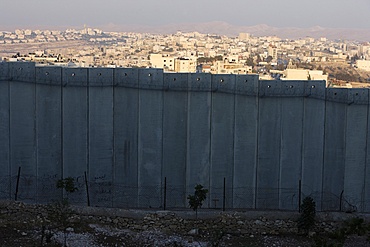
{"left": 87, "top": 69, "right": 90, "bottom": 184}
{"left": 231, "top": 76, "right": 236, "bottom": 208}
{"left": 232, "top": 85, "right": 237, "bottom": 209}
{"left": 321, "top": 93, "right": 327, "bottom": 211}
{"left": 60, "top": 70, "right": 64, "bottom": 184}
{"left": 136, "top": 70, "right": 140, "bottom": 208}
{"left": 184, "top": 76, "right": 189, "bottom": 207}
{"left": 8, "top": 78, "right": 11, "bottom": 200}
{"left": 254, "top": 79, "right": 260, "bottom": 209}
{"left": 112, "top": 70, "right": 115, "bottom": 208}
{"left": 278, "top": 90, "right": 282, "bottom": 210}
{"left": 300, "top": 93, "right": 306, "bottom": 208}
{"left": 209, "top": 76, "right": 213, "bottom": 208}
{"left": 161, "top": 73, "right": 164, "bottom": 207}
{"left": 343, "top": 91, "right": 348, "bottom": 211}
{"left": 34, "top": 69, "right": 38, "bottom": 203}
{"left": 185, "top": 75, "right": 190, "bottom": 206}
{"left": 363, "top": 90, "right": 369, "bottom": 211}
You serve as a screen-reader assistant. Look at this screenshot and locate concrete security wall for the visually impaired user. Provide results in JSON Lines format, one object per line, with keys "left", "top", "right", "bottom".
{"left": 1, "top": 62, "right": 370, "bottom": 212}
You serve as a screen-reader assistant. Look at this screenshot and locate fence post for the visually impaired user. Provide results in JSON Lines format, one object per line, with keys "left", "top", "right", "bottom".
{"left": 298, "top": 180, "right": 301, "bottom": 212}
{"left": 15, "top": 167, "right": 21, "bottom": 201}
{"left": 84, "top": 171, "right": 90, "bottom": 206}
{"left": 223, "top": 177, "right": 226, "bottom": 211}
{"left": 163, "top": 177, "right": 167, "bottom": 210}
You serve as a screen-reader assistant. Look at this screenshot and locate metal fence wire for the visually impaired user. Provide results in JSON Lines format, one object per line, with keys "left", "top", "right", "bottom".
{"left": 0, "top": 175, "right": 365, "bottom": 212}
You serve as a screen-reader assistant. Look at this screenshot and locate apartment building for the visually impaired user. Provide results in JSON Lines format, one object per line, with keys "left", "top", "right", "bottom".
{"left": 150, "top": 54, "right": 175, "bottom": 71}
{"left": 214, "top": 61, "right": 252, "bottom": 74}
{"left": 174, "top": 58, "right": 196, "bottom": 73}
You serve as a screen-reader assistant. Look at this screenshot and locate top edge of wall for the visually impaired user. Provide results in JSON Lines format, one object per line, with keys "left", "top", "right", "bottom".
{"left": 0, "top": 63, "right": 368, "bottom": 103}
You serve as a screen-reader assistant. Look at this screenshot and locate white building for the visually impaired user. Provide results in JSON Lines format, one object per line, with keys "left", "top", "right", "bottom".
{"left": 214, "top": 61, "right": 252, "bottom": 74}
{"left": 150, "top": 54, "right": 175, "bottom": 71}
{"left": 281, "top": 69, "right": 328, "bottom": 86}
{"left": 174, "top": 58, "right": 196, "bottom": 73}
{"left": 268, "top": 45, "right": 278, "bottom": 59}
{"left": 356, "top": 60, "right": 370, "bottom": 71}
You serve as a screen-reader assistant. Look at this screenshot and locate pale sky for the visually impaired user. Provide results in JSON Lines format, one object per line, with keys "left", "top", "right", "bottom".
{"left": 1, "top": 0, "right": 370, "bottom": 30}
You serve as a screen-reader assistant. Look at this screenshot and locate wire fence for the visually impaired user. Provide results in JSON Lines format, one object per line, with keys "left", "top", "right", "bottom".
{"left": 0, "top": 174, "right": 365, "bottom": 213}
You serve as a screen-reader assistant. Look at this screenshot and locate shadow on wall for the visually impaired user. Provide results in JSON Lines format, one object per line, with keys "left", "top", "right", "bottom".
{"left": 0, "top": 62, "right": 369, "bottom": 212}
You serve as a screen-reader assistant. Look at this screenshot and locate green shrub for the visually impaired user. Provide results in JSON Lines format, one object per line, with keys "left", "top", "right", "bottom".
{"left": 187, "top": 184, "right": 208, "bottom": 219}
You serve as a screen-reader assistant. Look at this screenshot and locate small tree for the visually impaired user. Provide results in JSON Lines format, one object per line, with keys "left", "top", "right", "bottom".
{"left": 43, "top": 177, "right": 78, "bottom": 246}
{"left": 187, "top": 184, "right": 208, "bottom": 219}
{"left": 298, "top": 196, "right": 316, "bottom": 235}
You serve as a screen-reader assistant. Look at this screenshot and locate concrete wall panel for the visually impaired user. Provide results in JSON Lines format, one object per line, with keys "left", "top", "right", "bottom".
{"left": 304, "top": 80, "right": 326, "bottom": 100}
{"left": 163, "top": 73, "right": 188, "bottom": 207}
{"left": 365, "top": 93, "right": 370, "bottom": 212}
{"left": 88, "top": 68, "right": 114, "bottom": 207}
{"left": 256, "top": 80, "right": 281, "bottom": 209}
{"left": 187, "top": 73, "right": 212, "bottom": 207}
{"left": 344, "top": 89, "right": 368, "bottom": 212}
{"left": 163, "top": 72, "right": 189, "bottom": 91}
{"left": 233, "top": 75, "right": 259, "bottom": 208}
{"left": 259, "top": 80, "right": 282, "bottom": 97}
{"left": 279, "top": 87, "right": 303, "bottom": 210}
{"left": 35, "top": 67, "right": 62, "bottom": 203}
{"left": 0, "top": 62, "right": 10, "bottom": 199}
{"left": 210, "top": 74, "right": 235, "bottom": 209}
{"left": 9, "top": 62, "right": 35, "bottom": 83}
{"left": 138, "top": 68, "right": 163, "bottom": 208}
{"left": 0, "top": 62, "right": 9, "bottom": 80}
{"left": 113, "top": 68, "right": 139, "bottom": 207}
{"left": 62, "top": 68, "right": 88, "bottom": 205}
{"left": 235, "top": 74, "right": 259, "bottom": 96}
{"left": 280, "top": 80, "right": 305, "bottom": 96}
{"left": 10, "top": 79, "right": 37, "bottom": 202}
{"left": 322, "top": 88, "right": 347, "bottom": 210}
{"left": 301, "top": 81, "right": 326, "bottom": 210}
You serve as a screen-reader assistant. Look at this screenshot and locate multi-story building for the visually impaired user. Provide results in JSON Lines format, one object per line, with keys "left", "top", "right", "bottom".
{"left": 174, "top": 58, "right": 196, "bottom": 73}
{"left": 214, "top": 61, "right": 252, "bottom": 74}
{"left": 150, "top": 54, "right": 175, "bottom": 71}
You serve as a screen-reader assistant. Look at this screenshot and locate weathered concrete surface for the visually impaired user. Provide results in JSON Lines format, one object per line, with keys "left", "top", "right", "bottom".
{"left": 163, "top": 73, "right": 188, "bottom": 208}
{"left": 9, "top": 63, "right": 36, "bottom": 203}
{"left": 0, "top": 62, "right": 10, "bottom": 200}
{"left": 35, "top": 66, "right": 62, "bottom": 203}
{"left": 233, "top": 75, "right": 259, "bottom": 209}
{"left": 62, "top": 67, "right": 89, "bottom": 205}
{"left": 113, "top": 68, "right": 139, "bottom": 208}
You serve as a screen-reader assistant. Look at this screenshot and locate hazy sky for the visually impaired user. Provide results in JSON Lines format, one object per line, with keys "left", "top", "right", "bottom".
{"left": 1, "top": 0, "right": 370, "bottom": 30}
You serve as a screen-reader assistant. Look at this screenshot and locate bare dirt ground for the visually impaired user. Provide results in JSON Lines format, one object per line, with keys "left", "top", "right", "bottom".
{"left": 0, "top": 40, "right": 89, "bottom": 58}
{"left": 2, "top": 201, "right": 370, "bottom": 246}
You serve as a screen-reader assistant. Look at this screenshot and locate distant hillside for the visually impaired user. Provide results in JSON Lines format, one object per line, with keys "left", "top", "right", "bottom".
{"left": 99, "top": 21, "right": 370, "bottom": 41}
{"left": 2, "top": 21, "right": 369, "bottom": 41}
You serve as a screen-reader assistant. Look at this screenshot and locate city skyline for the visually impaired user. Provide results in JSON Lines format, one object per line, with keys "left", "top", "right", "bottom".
{"left": 1, "top": 0, "right": 370, "bottom": 31}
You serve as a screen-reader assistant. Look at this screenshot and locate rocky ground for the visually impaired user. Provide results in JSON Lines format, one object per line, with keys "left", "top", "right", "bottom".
{"left": 1, "top": 200, "right": 370, "bottom": 246}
